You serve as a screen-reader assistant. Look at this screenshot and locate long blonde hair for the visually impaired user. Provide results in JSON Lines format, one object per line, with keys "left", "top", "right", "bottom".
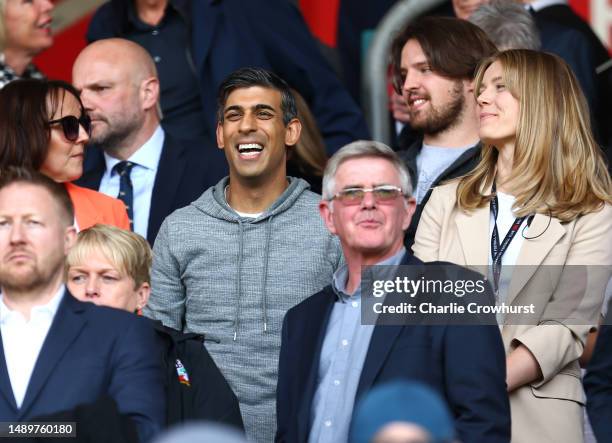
{"left": 457, "top": 49, "right": 611, "bottom": 221}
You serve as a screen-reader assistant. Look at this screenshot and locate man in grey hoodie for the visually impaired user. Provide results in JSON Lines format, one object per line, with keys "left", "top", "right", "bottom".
{"left": 145, "top": 68, "right": 342, "bottom": 443}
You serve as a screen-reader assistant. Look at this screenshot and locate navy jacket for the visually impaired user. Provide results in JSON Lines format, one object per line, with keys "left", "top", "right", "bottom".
{"left": 584, "top": 300, "right": 612, "bottom": 443}
{"left": 276, "top": 254, "right": 510, "bottom": 443}
{"left": 76, "top": 132, "right": 225, "bottom": 244}
{"left": 0, "top": 292, "right": 165, "bottom": 443}
{"left": 87, "top": 0, "right": 369, "bottom": 154}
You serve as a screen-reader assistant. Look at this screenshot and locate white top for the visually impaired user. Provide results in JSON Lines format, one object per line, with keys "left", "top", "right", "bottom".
{"left": 415, "top": 144, "right": 472, "bottom": 204}
{"left": 488, "top": 191, "right": 526, "bottom": 306}
{"left": 0, "top": 286, "right": 65, "bottom": 408}
{"left": 99, "top": 125, "right": 165, "bottom": 238}
{"left": 528, "top": 0, "right": 567, "bottom": 12}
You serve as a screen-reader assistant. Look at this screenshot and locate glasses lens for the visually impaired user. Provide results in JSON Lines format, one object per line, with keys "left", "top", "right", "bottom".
{"left": 60, "top": 116, "right": 80, "bottom": 142}
{"left": 373, "top": 186, "right": 401, "bottom": 201}
{"left": 79, "top": 114, "right": 92, "bottom": 137}
{"left": 338, "top": 188, "right": 365, "bottom": 205}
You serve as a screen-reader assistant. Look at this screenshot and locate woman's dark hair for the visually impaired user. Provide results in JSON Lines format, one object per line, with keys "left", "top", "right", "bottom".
{"left": 0, "top": 79, "right": 85, "bottom": 170}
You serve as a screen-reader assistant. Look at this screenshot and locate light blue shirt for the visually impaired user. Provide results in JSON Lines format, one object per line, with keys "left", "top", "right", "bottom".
{"left": 99, "top": 126, "right": 164, "bottom": 238}
{"left": 309, "top": 248, "right": 406, "bottom": 443}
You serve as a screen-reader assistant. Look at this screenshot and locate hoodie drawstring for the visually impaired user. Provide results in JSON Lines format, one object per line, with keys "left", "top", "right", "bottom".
{"left": 233, "top": 221, "right": 245, "bottom": 341}
{"left": 260, "top": 216, "right": 273, "bottom": 333}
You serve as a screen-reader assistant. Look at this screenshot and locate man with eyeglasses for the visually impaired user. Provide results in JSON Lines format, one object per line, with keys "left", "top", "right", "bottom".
{"left": 72, "top": 38, "right": 224, "bottom": 244}
{"left": 276, "top": 141, "right": 510, "bottom": 443}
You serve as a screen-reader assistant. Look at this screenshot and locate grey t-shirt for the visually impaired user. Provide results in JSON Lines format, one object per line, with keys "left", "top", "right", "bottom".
{"left": 415, "top": 144, "right": 472, "bottom": 203}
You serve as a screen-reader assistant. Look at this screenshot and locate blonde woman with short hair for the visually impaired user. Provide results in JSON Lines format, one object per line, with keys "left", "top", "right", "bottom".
{"left": 413, "top": 49, "right": 612, "bottom": 443}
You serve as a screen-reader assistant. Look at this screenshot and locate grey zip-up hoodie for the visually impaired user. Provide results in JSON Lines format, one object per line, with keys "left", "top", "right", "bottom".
{"left": 146, "top": 177, "right": 341, "bottom": 443}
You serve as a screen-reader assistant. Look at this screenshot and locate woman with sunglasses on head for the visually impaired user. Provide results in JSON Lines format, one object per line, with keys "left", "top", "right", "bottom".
{"left": 0, "top": 78, "right": 129, "bottom": 230}
{"left": 413, "top": 49, "right": 612, "bottom": 443}
{"left": 0, "top": 0, "right": 54, "bottom": 88}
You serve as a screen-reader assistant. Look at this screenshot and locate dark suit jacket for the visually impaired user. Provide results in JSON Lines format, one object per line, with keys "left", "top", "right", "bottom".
{"left": 584, "top": 300, "right": 612, "bottom": 443}
{"left": 76, "top": 132, "right": 225, "bottom": 244}
{"left": 398, "top": 139, "right": 481, "bottom": 250}
{"left": 276, "top": 253, "right": 510, "bottom": 443}
{"left": 87, "top": 0, "right": 369, "bottom": 154}
{"left": 0, "top": 292, "right": 165, "bottom": 443}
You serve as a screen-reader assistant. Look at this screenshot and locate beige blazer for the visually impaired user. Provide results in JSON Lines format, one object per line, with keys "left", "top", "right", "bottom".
{"left": 413, "top": 181, "right": 612, "bottom": 443}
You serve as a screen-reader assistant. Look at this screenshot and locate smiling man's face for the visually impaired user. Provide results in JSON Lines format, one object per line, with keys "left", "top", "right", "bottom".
{"left": 319, "top": 157, "right": 415, "bottom": 262}
{"left": 216, "top": 86, "right": 300, "bottom": 184}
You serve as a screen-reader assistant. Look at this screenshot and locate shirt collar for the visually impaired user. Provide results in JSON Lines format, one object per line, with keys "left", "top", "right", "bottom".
{"left": 0, "top": 285, "right": 65, "bottom": 324}
{"left": 332, "top": 247, "right": 407, "bottom": 302}
{"left": 104, "top": 125, "right": 165, "bottom": 174}
{"left": 527, "top": 0, "right": 567, "bottom": 12}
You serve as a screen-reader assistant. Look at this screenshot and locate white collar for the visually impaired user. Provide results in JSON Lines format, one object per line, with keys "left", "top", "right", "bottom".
{"left": 527, "top": 0, "right": 568, "bottom": 12}
{"left": 0, "top": 284, "right": 65, "bottom": 324}
{"left": 104, "top": 125, "right": 165, "bottom": 174}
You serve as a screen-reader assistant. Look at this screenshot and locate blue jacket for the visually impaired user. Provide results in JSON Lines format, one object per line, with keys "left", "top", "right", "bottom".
{"left": 0, "top": 292, "right": 165, "bottom": 442}
{"left": 276, "top": 254, "right": 511, "bottom": 443}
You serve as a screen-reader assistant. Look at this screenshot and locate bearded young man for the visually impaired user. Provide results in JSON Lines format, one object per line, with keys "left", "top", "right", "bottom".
{"left": 390, "top": 17, "right": 497, "bottom": 248}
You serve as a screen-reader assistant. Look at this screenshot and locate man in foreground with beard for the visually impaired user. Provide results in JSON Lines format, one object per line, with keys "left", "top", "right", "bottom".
{"left": 391, "top": 17, "right": 497, "bottom": 248}
{"left": 0, "top": 169, "right": 164, "bottom": 442}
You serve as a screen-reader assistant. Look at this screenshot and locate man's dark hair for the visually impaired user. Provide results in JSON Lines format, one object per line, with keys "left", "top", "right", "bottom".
{"left": 216, "top": 67, "right": 298, "bottom": 125}
{"left": 391, "top": 16, "right": 498, "bottom": 94}
{"left": 0, "top": 167, "right": 74, "bottom": 226}
{"left": 0, "top": 79, "right": 86, "bottom": 170}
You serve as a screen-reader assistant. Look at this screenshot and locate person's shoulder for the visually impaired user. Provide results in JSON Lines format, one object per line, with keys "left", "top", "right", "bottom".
{"left": 69, "top": 294, "right": 147, "bottom": 329}
{"left": 66, "top": 182, "right": 122, "bottom": 208}
{"left": 576, "top": 202, "right": 612, "bottom": 227}
{"left": 286, "top": 285, "right": 332, "bottom": 319}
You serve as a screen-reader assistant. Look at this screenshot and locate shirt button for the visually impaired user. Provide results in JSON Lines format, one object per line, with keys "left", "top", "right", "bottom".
{"left": 152, "top": 29, "right": 159, "bottom": 36}
{"left": 351, "top": 301, "right": 358, "bottom": 308}
{"left": 333, "top": 379, "right": 340, "bottom": 386}
{"left": 341, "top": 339, "right": 348, "bottom": 347}
{"left": 153, "top": 56, "right": 161, "bottom": 63}
{"left": 324, "top": 420, "right": 332, "bottom": 427}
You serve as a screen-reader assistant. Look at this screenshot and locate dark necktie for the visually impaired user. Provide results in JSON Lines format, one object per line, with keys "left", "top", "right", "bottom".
{"left": 113, "top": 161, "right": 135, "bottom": 230}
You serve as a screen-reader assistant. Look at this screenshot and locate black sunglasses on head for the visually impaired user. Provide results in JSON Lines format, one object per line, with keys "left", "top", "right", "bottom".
{"left": 48, "top": 115, "right": 92, "bottom": 142}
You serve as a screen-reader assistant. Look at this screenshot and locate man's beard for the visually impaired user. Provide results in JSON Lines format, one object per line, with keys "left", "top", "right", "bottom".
{"left": 89, "top": 116, "right": 142, "bottom": 155}
{"left": 409, "top": 82, "right": 465, "bottom": 136}
{"left": 0, "top": 260, "right": 63, "bottom": 294}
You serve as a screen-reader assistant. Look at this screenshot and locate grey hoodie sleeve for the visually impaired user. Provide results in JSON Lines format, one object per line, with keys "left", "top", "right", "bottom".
{"left": 145, "top": 218, "right": 186, "bottom": 330}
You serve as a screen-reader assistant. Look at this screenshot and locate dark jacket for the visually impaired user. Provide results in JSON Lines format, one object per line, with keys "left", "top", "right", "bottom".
{"left": 584, "top": 299, "right": 612, "bottom": 443}
{"left": 150, "top": 320, "right": 244, "bottom": 430}
{"left": 276, "top": 253, "right": 510, "bottom": 443}
{"left": 0, "top": 293, "right": 165, "bottom": 443}
{"left": 87, "top": 0, "right": 369, "bottom": 155}
{"left": 398, "top": 139, "right": 481, "bottom": 250}
{"left": 76, "top": 132, "right": 225, "bottom": 245}
{"left": 28, "top": 397, "right": 139, "bottom": 443}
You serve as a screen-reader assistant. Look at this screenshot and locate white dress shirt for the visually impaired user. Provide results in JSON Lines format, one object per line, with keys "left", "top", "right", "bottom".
{"left": 99, "top": 126, "right": 165, "bottom": 238}
{"left": 0, "top": 286, "right": 65, "bottom": 408}
{"left": 528, "top": 0, "right": 567, "bottom": 12}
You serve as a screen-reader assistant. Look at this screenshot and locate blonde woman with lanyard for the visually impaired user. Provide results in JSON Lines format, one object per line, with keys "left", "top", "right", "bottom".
{"left": 413, "top": 49, "right": 612, "bottom": 443}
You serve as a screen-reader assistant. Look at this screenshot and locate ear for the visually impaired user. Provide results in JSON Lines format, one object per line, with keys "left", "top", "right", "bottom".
{"left": 64, "top": 226, "right": 77, "bottom": 255}
{"left": 216, "top": 122, "right": 225, "bottom": 150}
{"left": 140, "top": 77, "right": 160, "bottom": 111}
{"left": 402, "top": 196, "right": 417, "bottom": 231}
{"left": 284, "top": 118, "right": 302, "bottom": 147}
{"left": 464, "top": 78, "right": 475, "bottom": 94}
{"left": 135, "top": 282, "right": 151, "bottom": 310}
{"left": 319, "top": 200, "right": 337, "bottom": 235}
